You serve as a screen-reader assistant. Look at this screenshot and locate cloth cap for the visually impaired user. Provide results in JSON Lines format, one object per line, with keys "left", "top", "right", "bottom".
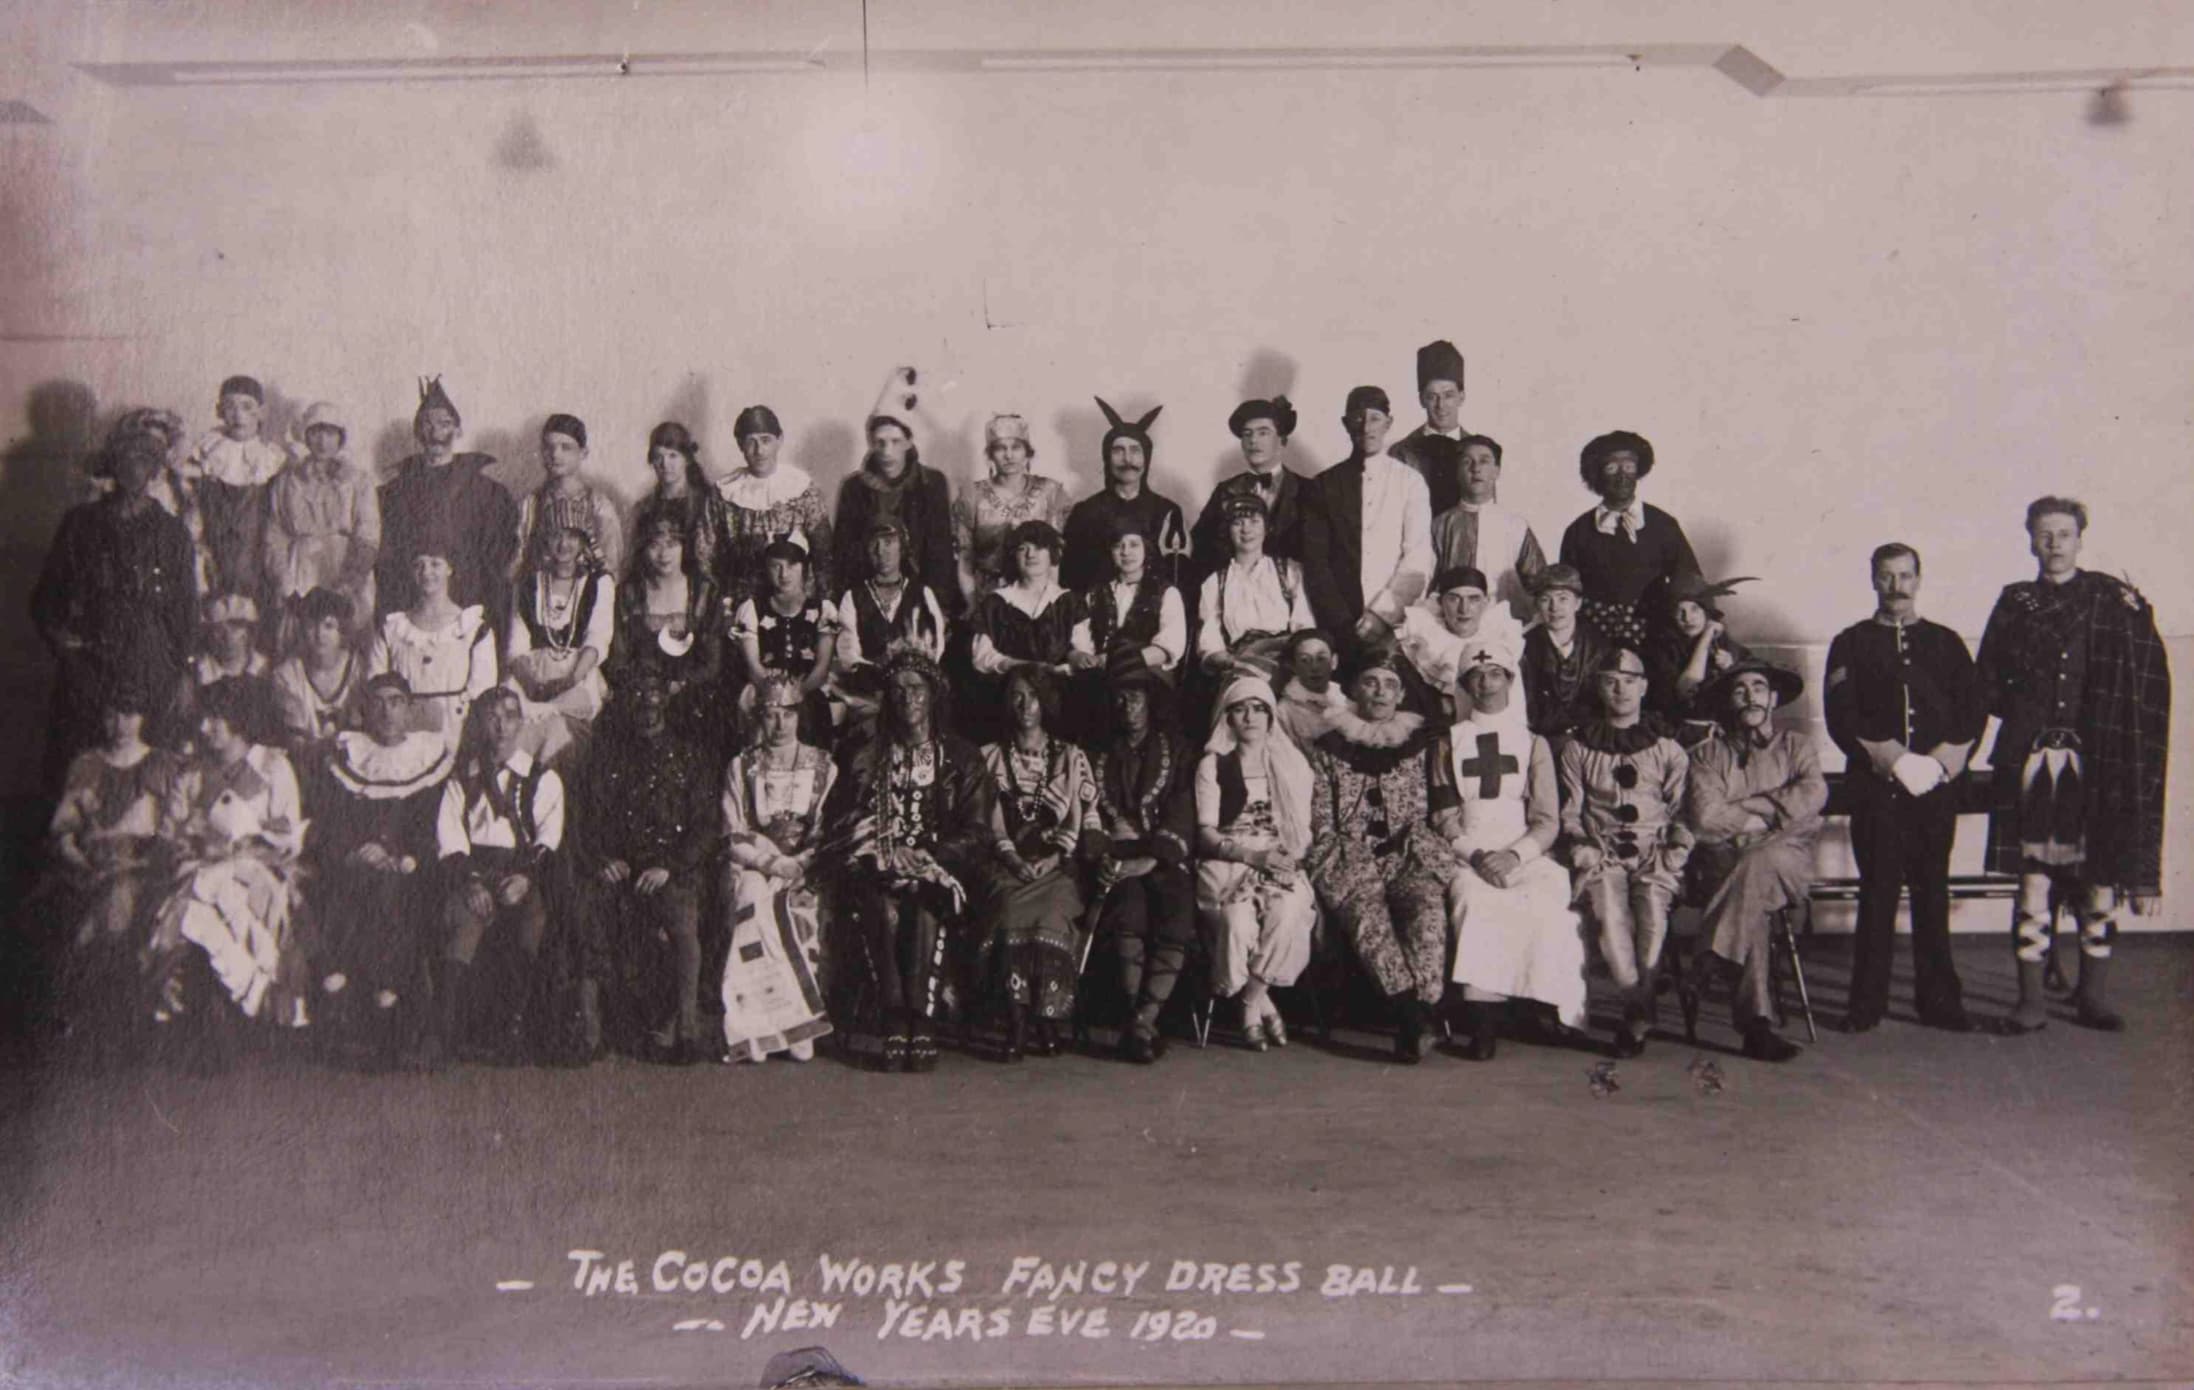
{"left": 363, "top": 672, "right": 413, "bottom": 697}
{"left": 297, "top": 401, "right": 347, "bottom": 445}
{"left": 760, "top": 537, "right": 810, "bottom": 564}
{"left": 1220, "top": 490, "right": 1269, "bottom": 521}
{"left": 217, "top": 375, "right": 264, "bottom": 404}
{"left": 1595, "top": 646, "right": 1648, "bottom": 678}
{"left": 1434, "top": 566, "right": 1490, "bottom": 596}
{"left": 1344, "top": 385, "right": 1391, "bottom": 420}
{"left": 541, "top": 413, "right": 588, "bottom": 449}
{"left": 734, "top": 405, "right": 784, "bottom": 440}
{"left": 1228, "top": 396, "right": 1297, "bottom": 441}
{"left": 1416, "top": 340, "right": 1465, "bottom": 391}
{"left": 1533, "top": 563, "right": 1585, "bottom": 596}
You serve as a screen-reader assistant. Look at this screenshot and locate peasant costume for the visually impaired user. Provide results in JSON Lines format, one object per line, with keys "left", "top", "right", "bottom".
{"left": 608, "top": 570, "right": 725, "bottom": 750}
{"left": 45, "top": 742, "right": 185, "bottom": 955}
{"left": 720, "top": 742, "right": 839, "bottom": 1060}
{"left": 507, "top": 568, "right": 616, "bottom": 763}
{"left": 1194, "top": 676, "right": 1317, "bottom": 997}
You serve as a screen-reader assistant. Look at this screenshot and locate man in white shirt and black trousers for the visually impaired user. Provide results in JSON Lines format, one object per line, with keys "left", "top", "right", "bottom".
{"left": 419, "top": 687, "right": 566, "bottom": 1069}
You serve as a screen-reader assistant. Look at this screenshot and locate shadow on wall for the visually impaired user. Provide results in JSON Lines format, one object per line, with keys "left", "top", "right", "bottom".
{"left": 658, "top": 374, "right": 711, "bottom": 485}
{"left": 1209, "top": 348, "right": 1317, "bottom": 481}
{"left": 793, "top": 420, "right": 860, "bottom": 490}
{"left": 1, "top": 382, "right": 103, "bottom": 795}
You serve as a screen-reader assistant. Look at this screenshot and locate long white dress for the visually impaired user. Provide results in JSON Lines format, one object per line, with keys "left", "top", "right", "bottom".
{"left": 720, "top": 744, "right": 838, "bottom": 1060}
{"left": 1443, "top": 708, "right": 1587, "bottom": 1024}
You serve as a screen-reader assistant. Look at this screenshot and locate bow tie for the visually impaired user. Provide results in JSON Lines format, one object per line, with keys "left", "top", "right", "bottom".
{"left": 1594, "top": 505, "right": 1642, "bottom": 542}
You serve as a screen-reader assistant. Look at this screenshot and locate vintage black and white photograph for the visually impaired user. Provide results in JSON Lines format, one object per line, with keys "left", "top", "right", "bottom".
{"left": 0, "top": 2, "right": 2188, "bottom": 1387}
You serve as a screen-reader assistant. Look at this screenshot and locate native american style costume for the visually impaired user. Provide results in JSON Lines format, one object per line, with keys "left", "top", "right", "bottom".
{"left": 824, "top": 654, "right": 993, "bottom": 1066}
{"left": 971, "top": 734, "right": 1101, "bottom": 1026}
{"left": 720, "top": 740, "right": 838, "bottom": 1062}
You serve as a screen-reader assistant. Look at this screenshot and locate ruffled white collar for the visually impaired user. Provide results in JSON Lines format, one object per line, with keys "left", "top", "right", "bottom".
{"left": 330, "top": 731, "right": 454, "bottom": 799}
{"left": 716, "top": 464, "right": 815, "bottom": 512}
{"left": 1324, "top": 706, "right": 1424, "bottom": 748}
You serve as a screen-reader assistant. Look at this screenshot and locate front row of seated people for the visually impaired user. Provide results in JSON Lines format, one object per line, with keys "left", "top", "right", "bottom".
{"left": 39, "top": 578, "right": 1842, "bottom": 1074}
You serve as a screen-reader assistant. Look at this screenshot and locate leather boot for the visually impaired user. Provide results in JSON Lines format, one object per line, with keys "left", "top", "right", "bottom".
{"left": 2072, "top": 954, "right": 2125, "bottom": 1032}
{"left": 1463, "top": 1002, "right": 1499, "bottom": 1061}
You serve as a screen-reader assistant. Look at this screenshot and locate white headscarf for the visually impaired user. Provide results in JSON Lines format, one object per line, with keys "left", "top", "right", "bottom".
{"left": 1206, "top": 674, "right": 1314, "bottom": 856}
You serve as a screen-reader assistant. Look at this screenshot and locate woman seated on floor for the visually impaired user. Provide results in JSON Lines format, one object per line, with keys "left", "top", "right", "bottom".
{"left": 971, "top": 666, "right": 1101, "bottom": 1061}
{"left": 1194, "top": 673, "right": 1317, "bottom": 1053}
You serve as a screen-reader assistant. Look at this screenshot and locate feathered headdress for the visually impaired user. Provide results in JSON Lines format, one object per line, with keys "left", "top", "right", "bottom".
{"left": 1659, "top": 571, "right": 1758, "bottom": 621}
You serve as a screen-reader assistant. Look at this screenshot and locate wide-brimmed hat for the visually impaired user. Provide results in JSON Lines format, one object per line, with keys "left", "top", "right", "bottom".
{"left": 1702, "top": 655, "right": 1804, "bottom": 707}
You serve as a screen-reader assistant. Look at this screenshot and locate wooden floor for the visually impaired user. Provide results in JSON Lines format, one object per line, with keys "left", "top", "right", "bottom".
{"left": 2, "top": 937, "right": 2189, "bottom": 1389}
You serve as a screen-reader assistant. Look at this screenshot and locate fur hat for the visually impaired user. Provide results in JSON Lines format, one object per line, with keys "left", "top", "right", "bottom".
{"left": 1416, "top": 340, "right": 1465, "bottom": 392}
{"left": 1344, "top": 385, "right": 1391, "bottom": 420}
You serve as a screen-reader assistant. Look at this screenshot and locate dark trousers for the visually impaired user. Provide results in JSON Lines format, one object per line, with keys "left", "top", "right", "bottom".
{"left": 1098, "top": 865, "right": 1195, "bottom": 1035}
{"left": 850, "top": 881, "right": 952, "bottom": 1021}
{"left": 317, "top": 862, "right": 423, "bottom": 998}
{"left": 1848, "top": 778, "right": 1963, "bottom": 1022}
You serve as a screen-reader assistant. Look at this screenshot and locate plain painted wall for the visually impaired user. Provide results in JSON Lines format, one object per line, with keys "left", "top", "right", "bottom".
{"left": 4, "top": 2, "right": 2189, "bottom": 921}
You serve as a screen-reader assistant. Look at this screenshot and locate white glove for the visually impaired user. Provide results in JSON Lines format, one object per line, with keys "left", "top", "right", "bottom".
{"left": 1892, "top": 751, "right": 1946, "bottom": 797}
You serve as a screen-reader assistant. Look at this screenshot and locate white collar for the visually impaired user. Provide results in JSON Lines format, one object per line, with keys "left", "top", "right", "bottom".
{"left": 1594, "top": 502, "right": 1643, "bottom": 535}
{"left": 1424, "top": 423, "right": 1463, "bottom": 441}
{"left": 995, "top": 578, "right": 1066, "bottom": 618}
{"left": 716, "top": 464, "right": 814, "bottom": 511}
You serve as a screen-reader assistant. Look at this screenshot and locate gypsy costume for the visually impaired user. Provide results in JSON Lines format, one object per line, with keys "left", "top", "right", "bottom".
{"left": 368, "top": 606, "right": 498, "bottom": 756}
{"left": 1194, "top": 677, "right": 1317, "bottom": 998}
{"left": 507, "top": 568, "right": 616, "bottom": 762}
{"left": 1196, "top": 555, "right": 1313, "bottom": 677}
{"left": 607, "top": 570, "right": 724, "bottom": 749}
{"left": 717, "top": 465, "right": 834, "bottom": 610}
{"left": 515, "top": 482, "right": 624, "bottom": 582}
{"left": 630, "top": 485, "right": 729, "bottom": 603}
{"left": 720, "top": 742, "right": 839, "bottom": 1060}
{"left": 1307, "top": 707, "right": 1460, "bottom": 1009}
{"left": 146, "top": 743, "right": 310, "bottom": 1025}
{"left": 972, "top": 736, "right": 1100, "bottom": 1024}
{"left": 1440, "top": 705, "right": 1585, "bottom": 1025}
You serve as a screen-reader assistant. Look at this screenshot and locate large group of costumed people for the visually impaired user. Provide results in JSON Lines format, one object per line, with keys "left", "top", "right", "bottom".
{"left": 20, "top": 347, "right": 2172, "bottom": 1077}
